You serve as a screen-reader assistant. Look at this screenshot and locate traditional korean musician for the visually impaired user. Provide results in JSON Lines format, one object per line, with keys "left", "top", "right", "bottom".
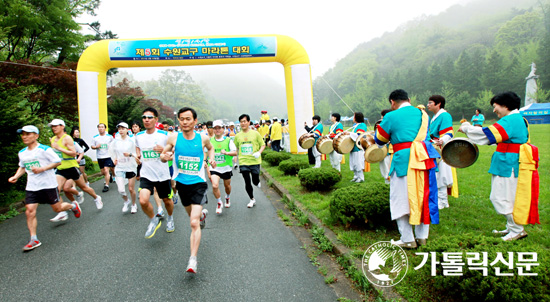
{"left": 328, "top": 113, "right": 344, "bottom": 171}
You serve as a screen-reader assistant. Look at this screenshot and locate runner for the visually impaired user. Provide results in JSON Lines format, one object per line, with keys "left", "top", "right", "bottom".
{"left": 91, "top": 123, "right": 114, "bottom": 192}
{"left": 161, "top": 106, "right": 215, "bottom": 273}
{"left": 109, "top": 122, "right": 139, "bottom": 214}
{"left": 226, "top": 121, "right": 239, "bottom": 169}
{"left": 209, "top": 120, "right": 237, "bottom": 214}
{"left": 131, "top": 121, "right": 142, "bottom": 180}
{"left": 9, "top": 125, "right": 82, "bottom": 251}
{"left": 234, "top": 114, "right": 266, "bottom": 208}
{"left": 135, "top": 108, "right": 175, "bottom": 238}
{"left": 70, "top": 127, "right": 90, "bottom": 186}
{"left": 48, "top": 119, "right": 103, "bottom": 223}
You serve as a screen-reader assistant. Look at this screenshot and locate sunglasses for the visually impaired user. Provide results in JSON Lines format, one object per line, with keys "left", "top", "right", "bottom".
{"left": 142, "top": 115, "right": 155, "bottom": 120}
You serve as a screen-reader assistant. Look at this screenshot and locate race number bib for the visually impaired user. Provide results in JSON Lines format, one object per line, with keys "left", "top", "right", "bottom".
{"left": 23, "top": 160, "right": 41, "bottom": 172}
{"left": 142, "top": 148, "right": 160, "bottom": 162}
{"left": 118, "top": 157, "right": 129, "bottom": 164}
{"left": 240, "top": 144, "right": 253, "bottom": 156}
{"left": 100, "top": 144, "right": 108, "bottom": 150}
{"left": 178, "top": 156, "right": 201, "bottom": 175}
{"left": 214, "top": 153, "right": 225, "bottom": 164}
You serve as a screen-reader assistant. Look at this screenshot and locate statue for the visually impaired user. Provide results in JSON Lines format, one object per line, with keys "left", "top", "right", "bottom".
{"left": 525, "top": 62, "right": 539, "bottom": 106}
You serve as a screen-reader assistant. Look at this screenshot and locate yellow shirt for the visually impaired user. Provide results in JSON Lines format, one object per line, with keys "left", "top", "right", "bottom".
{"left": 270, "top": 122, "right": 282, "bottom": 140}
{"left": 261, "top": 113, "right": 270, "bottom": 121}
{"left": 258, "top": 125, "right": 269, "bottom": 138}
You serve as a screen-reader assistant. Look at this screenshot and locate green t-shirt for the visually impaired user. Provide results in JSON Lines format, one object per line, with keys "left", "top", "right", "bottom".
{"left": 234, "top": 130, "right": 265, "bottom": 166}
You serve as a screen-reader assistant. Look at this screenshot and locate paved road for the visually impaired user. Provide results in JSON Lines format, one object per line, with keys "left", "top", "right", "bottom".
{"left": 0, "top": 173, "right": 339, "bottom": 302}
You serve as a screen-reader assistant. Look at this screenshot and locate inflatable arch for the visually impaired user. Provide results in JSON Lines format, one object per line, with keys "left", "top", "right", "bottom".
{"left": 77, "top": 34, "right": 314, "bottom": 159}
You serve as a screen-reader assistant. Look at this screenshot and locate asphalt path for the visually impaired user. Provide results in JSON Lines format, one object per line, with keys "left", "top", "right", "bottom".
{"left": 0, "top": 172, "right": 339, "bottom": 302}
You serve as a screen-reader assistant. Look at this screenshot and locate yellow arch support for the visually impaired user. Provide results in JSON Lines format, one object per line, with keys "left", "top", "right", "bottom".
{"left": 76, "top": 34, "right": 313, "bottom": 158}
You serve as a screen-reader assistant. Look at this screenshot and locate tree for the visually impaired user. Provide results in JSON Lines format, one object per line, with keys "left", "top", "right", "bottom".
{"left": 0, "top": 0, "right": 101, "bottom": 63}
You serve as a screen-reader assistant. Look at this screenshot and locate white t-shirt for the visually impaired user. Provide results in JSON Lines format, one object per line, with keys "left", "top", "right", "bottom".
{"left": 109, "top": 136, "right": 138, "bottom": 173}
{"left": 18, "top": 144, "right": 60, "bottom": 191}
{"left": 135, "top": 129, "right": 171, "bottom": 182}
{"left": 92, "top": 133, "right": 114, "bottom": 159}
{"left": 210, "top": 137, "right": 236, "bottom": 174}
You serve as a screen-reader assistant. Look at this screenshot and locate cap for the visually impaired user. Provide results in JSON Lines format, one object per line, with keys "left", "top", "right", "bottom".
{"left": 229, "top": 122, "right": 235, "bottom": 126}
{"left": 48, "top": 119, "right": 65, "bottom": 127}
{"left": 17, "top": 125, "right": 39, "bottom": 134}
{"left": 213, "top": 120, "right": 223, "bottom": 128}
{"left": 273, "top": 117, "right": 278, "bottom": 121}
{"left": 168, "top": 126, "right": 174, "bottom": 131}
{"left": 261, "top": 110, "right": 267, "bottom": 113}
{"left": 117, "top": 122, "right": 129, "bottom": 128}
{"left": 155, "top": 123, "right": 164, "bottom": 130}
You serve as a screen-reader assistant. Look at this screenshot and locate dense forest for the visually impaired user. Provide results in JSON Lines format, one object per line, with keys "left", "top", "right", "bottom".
{"left": 313, "top": 0, "right": 550, "bottom": 123}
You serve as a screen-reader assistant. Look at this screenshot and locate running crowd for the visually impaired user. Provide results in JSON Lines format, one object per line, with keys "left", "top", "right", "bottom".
{"left": 10, "top": 89, "right": 539, "bottom": 270}
{"left": 9, "top": 107, "right": 287, "bottom": 274}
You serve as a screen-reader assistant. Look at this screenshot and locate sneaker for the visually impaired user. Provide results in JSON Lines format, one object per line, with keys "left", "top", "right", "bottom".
{"left": 200, "top": 209, "right": 208, "bottom": 229}
{"left": 350, "top": 177, "right": 358, "bottom": 182}
{"left": 173, "top": 194, "right": 179, "bottom": 205}
{"left": 102, "top": 185, "right": 109, "bottom": 192}
{"left": 233, "top": 163, "right": 238, "bottom": 170}
{"left": 50, "top": 211, "right": 68, "bottom": 222}
{"left": 122, "top": 201, "right": 131, "bottom": 213}
{"left": 110, "top": 175, "right": 114, "bottom": 183}
{"left": 255, "top": 182, "right": 261, "bottom": 188}
{"left": 145, "top": 217, "right": 162, "bottom": 239}
{"left": 71, "top": 202, "right": 82, "bottom": 218}
{"left": 416, "top": 238, "right": 427, "bottom": 246}
{"left": 166, "top": 217, "right": 175, "bottom": 233}
{"left": 216, "top": 202, "right": 223, "bottom": 214}
{"left": 225, "top": 197, "right": 231, "bottom": 208}
{"left": 502, "top": 230, "right": 528, "bottom": 241}
{"left": 95, "top": 196, "right": 103, "bottom": 210}
{"left": 186, "top": 257, "right": 198, "bottom": 273}
{"left": 156, "top": 209, "right": 165, "bottom": 219}
{"left": 77, "top": 191, "right": 84, "bottom": 204}
{"left": 22, "top": 239, "right": 42, "bottom": 251}
{"left": 247, "top": 199, "right": 256, "bottom": 208}
{"left": 131, "top": 204, "right": 138, "bottom": 214}
{"left": 390, "top": 239, "right": 417, "bottom": 249}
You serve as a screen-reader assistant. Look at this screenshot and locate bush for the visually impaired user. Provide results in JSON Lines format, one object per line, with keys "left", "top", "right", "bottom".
{"left": 263, "top": 152, "right": 291, "bottom": 166}
{"left": 278, "top": 159, "right": 310, "bottom": 175}
{"left": 298, "top": 167, "right": 341, "bottom": 191}
{"left": 329, "top": 183, "right": 391, "bottom": 228}
{"left": 405, "top": 234, "right": 550, "bottom": 302}
{"left": 84, "top": 155, "right": 95, "bottom": 172}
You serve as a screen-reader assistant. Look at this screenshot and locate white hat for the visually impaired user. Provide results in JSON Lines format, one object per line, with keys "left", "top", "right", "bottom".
{"left": 229, "top": 122, "right": 235, "bottom": 126}
{"left": 17, "top": 125, "right": 39, "bottom": 134}
{"left": 117, "top": 122, "right": 129, "bottom": 128}
{"left": 48, "top": 119, "right": 65, "bottom": 127}
{"left": 213, "top": 120, "right": 223, "bottom": 128}
{"left": 273, "top": 117, "right": 278, "bottom": 121}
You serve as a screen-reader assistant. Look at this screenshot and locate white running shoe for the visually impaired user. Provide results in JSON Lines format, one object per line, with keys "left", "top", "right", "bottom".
{"left": 200, "top": 209, "right": 208, "bottom": 229}
{"left": 131, "top": 204, "right": 138, "bottom": 214}
{"left": 122, "top": 201, "right": 131, "bottom": 213}
{"left": 225, "top": 197, "right": 231, "bottom": 208}
{"left": 255, "top": 182, "right": 261, "bottom": 188}
{"left": 247, "top": 199, "right": 256, "bottom": 208}
{"left": 216, "top": 202, "right": 223, "bottom": 214}
{"left": 94, "top": 196, "right": 103, "bottom": 210}
{"left": 186, "top": 257, "right": 198, "bottom": 273}
{"left": 77, "top": 191, "right": 84, "bottom": 204}
{"left": 156, "top": 208, "right": 165, "bottom": 219}
{"left": 50, "top": 211, "right": 68, "bottom": 222}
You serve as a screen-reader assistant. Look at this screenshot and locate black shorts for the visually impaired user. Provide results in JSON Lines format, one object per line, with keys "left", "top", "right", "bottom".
{"left": 210, "top": 170, "right": 233, "bottom": 180}
{"left": 98, "top": 158, "right": 115, "bottom": 169}
{"left": 119, "top": 172, "right": 136, "bottom": 179}
{"left": 176, "top": 182, "right": 208, "bottom": 207}
{"left": 55, "top": 167, "right": 81, "bottom": 181}
{"left": 25, "top": 188, "right": 60, "bottom": 205}
{"left": 139, "top": 178, "right": 171, "bottom": 199}
{"left": 239, "top": 164, "right": 260, "bottom": 175}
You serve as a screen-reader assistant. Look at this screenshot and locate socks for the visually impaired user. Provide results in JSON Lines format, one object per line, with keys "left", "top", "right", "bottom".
{"left": 31, "top": 235, "right": 38, "bottom": 241}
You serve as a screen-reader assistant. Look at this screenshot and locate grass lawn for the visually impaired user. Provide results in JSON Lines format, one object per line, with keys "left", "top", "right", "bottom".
{"left": 264, "top": 123, "right": 549, "bottom": 301}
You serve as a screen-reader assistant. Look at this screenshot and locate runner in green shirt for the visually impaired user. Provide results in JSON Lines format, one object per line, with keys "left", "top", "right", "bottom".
{"left": 234, "top": 114, "right": 266, "bottom": 208}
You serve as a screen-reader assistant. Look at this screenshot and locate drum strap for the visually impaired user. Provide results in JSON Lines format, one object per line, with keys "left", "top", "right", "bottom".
{"left": 496, "top": 143, "right": 520, "bottom": 153}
